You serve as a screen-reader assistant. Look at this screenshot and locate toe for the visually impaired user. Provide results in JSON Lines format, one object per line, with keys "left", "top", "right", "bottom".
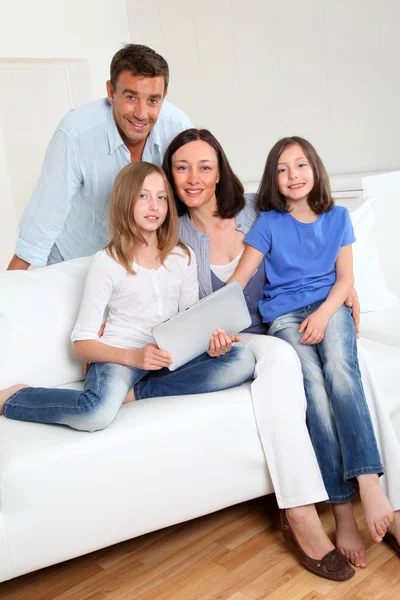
{"left": 369, "top": 524, "right": 383, "bottom": 543}
{"left": 386, "top": 514, "right": 394, "bottom": 527}
{"left": 355, "top": 550, "right": 367, "bottom": 568}
{"left": 376, "top": 521, "right": 387, "bottom": 538}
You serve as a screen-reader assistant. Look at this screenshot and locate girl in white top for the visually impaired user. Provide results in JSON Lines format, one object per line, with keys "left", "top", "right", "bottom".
{"left": 0, "top": 162, "right": 255, "bottom": 432}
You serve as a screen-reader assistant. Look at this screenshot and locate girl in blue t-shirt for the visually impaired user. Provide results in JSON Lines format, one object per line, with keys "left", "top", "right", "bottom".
{"left": 230, "top": 136, "right": 394, "bottom": 565}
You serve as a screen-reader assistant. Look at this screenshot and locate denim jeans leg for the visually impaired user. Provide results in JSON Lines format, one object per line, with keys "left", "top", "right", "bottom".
{"left": 3, "top": 362, "right": 148, "bottom": 432}
{"left": 269, "top": 308, "right": 355, "bottom": 503}
{"left": 318, "top": 305, "right": 384, "bottom": 481}
{"left": 134, "top": 346, "right": 255, "bottom": 399}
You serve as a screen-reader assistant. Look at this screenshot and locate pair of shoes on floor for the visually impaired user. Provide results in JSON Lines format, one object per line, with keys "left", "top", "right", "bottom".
{"left": 279, "top": 509, "right": 355, "bottom": 581}
{"left": 383, "top": 531, "right": 400, "bottom": 556}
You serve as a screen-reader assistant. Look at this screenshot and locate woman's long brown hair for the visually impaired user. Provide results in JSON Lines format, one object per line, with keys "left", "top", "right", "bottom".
{"left": 162, "top": 128, "right": 245, "bottom": 218}
{"left": 105, "top": 161, "right": 189, "bottom": 274}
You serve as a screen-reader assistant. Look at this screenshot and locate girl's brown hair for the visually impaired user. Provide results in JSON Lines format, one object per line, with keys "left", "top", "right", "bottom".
{"left": 105, "top": 161, "right": 188, "bottom": 274}
{"left": 162, "top": 128, "right": 245, "bottom": 218}
{"left": 257, "top": 136, "right": 334, "bottom": 214}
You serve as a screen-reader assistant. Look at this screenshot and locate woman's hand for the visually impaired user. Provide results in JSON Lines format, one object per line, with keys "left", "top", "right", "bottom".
{"left": 130, "top": 344, "right": 172, "bottom": 370}
{"left": 299, "top": 310, "right": 330, "bottom": 345}
{"left": 344, "top": 287, "right": 360, "bottom": 337}
{"left": 207, "top": 329, "right": 241, "bottom": 357}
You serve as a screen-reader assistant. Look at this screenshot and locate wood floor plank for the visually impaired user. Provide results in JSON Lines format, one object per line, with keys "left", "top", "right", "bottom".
{"left": 195, "top": 543, "right": 291, "bottom": 599}
{"left": 103, "top": 542, "right": 228, "bottom": 600}
{"left": 217, "top": 526, "right": 282, "bottom": 572}
{"left": 300, "top": 593, "right": 334, "bottom": 600}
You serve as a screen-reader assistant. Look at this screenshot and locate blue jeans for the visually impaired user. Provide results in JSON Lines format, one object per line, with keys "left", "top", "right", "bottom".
{"left": 268, "top": 302, "right": 383, "bottom": 503}
{"left": 3, "top": 347, "right": 255, "bottom": 432}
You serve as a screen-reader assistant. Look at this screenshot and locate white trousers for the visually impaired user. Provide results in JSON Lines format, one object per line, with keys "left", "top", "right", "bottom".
{"left": 239, "top": 333, "right": 400, "bottom": 510}
{"left": 239, "top": 333, "right": 328, "bottom": 508}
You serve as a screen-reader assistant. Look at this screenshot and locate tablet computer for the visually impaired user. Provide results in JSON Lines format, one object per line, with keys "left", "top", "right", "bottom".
{"left": 152, "top": 281, "right": 251, "bottom": 371}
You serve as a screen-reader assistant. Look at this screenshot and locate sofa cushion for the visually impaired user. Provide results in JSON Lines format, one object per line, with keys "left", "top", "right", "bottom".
{"left": 0, "top": 257, "right": 92, "bottom": 388}
{"left": 360, "top": 303, "right": 400, "bottom": 348}
{"left": 358, "top": 338, "right": 400, "bottom": 421}
{"left": 349, "top": 197, "right": 399, "bottom": 313}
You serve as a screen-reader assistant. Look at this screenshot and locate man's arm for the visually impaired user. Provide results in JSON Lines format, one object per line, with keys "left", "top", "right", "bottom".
{"left": 11, "top": 128, "right": 82, "bottom": 267}
{"left": 7, "top": 255, "right": 31, "bottom": 271}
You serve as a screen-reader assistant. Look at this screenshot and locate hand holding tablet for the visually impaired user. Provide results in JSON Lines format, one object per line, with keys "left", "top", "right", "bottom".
{"left": 152, "top": 282, "right": 251, "bottom": 371}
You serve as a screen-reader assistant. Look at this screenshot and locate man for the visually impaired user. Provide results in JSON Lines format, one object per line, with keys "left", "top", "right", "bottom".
{"left": 8, "top": 44, "right": 193, "bottom": 270}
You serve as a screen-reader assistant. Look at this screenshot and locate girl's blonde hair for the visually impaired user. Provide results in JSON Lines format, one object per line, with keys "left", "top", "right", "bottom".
{"left": 105, "top": 161, "right": 188, "bottom": 273}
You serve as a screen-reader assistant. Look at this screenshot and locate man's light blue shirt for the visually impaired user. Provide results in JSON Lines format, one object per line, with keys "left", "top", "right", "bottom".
{"left": 16, "top": 98, "right": 193, "bottom": 266}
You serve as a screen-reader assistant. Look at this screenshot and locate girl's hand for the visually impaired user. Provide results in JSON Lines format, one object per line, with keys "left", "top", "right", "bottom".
{"left": 207, "top": 329, "right": 241, "bottom": 357}
{"left": 299, "top": 310, "right": 329, "bottom": 345}
{"left": 130, "top": 344, "right": 172, "bottom": 370}
{"left": 344, "top": 287, "right": 360, "bottom": 338}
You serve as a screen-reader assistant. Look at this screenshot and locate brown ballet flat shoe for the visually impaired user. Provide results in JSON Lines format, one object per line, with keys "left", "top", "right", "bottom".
{"left": 279, "top": 510, "right": 355, "bottom": 581}
{"left": 383, "top": 532, "right": 400, "bottom": 556}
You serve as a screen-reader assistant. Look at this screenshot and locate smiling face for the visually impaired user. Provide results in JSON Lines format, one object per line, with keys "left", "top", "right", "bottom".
{"left": 170, "top": 140, "right": 220, "bottom": 211}
{"left": 133, "top": 172, "right": 169, "bottom": 237}
{"left": 277, "top": 143, "right": 314, "bottom": 205}
{"left": 106, "top": 70, "right": 166, "bottom": 148}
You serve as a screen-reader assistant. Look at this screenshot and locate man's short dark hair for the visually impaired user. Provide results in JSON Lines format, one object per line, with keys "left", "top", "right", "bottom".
{"left": 110, "top": 44, "right": 169, "bottom": 91}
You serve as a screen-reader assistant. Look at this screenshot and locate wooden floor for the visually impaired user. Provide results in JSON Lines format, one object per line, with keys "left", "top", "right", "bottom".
{"left": 0, "top": 495, "right": 399, "bottom": 600}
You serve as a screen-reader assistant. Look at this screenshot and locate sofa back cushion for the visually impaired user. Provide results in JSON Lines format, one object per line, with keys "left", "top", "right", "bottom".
{"left": 348, "top": 197, "right": 398, "bottom": 312}
{"left": 0, "top": 257, "right": 92, "bottom": 388}
{"left": 362, "top": 171, "right": 400, "bottom": 298}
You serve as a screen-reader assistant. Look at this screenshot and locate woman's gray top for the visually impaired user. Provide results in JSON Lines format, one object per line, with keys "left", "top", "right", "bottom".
{"left": 179, "top": 193, "right": 259, "bottom": 299}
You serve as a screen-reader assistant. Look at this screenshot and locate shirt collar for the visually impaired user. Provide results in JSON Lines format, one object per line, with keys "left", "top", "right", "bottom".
{"left": 147, "top": 119, "right": 161, "bottom": 152}
{"left": 235, "top": 206, "right": 245, "bottom": 232}
{"left": 106, "top": 103, "right": 126, "bottom": 154}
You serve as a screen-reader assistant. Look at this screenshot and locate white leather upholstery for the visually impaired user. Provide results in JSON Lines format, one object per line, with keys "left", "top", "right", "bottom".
{"left": 0, "top": 257, "right": 91, "bottom": 389}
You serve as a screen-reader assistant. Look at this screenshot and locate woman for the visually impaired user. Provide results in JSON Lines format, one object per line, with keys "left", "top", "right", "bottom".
{"left": 156, "top": 129, "right": 400, "bottom": 572}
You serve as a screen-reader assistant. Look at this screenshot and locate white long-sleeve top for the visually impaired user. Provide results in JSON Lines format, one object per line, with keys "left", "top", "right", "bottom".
{"left": 71, "top": 246, "right": 199, "bottom": 349}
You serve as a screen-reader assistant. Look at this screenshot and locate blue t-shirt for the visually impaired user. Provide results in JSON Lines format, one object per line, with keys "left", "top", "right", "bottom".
{"left": 244, "top": 206, "right": 356, "bottom": 322}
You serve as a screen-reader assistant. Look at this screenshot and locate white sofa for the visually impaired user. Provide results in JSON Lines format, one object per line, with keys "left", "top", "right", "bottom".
{"left": 0, "top": 172, "right": 399, "bottom": 583}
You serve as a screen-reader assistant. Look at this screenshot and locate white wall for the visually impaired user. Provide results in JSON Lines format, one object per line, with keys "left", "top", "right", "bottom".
{"left": 0, "top": 0, "right": 130, "bottom": 100}
{"left": 0, "top": 0, "right": 130, "bottom": 269}
{"left": 127, "top": 0, "right": 400, "bottom": 184}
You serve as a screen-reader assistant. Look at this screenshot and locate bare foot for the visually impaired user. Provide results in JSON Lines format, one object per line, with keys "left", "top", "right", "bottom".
{"left": 332, "top": 502, "right": 367, "bottom": 567}
{"left": 286, "top": 504, "right": 335, "bottom": 560}
{"left": 0, "top": 384, "right": 29, "bottom": 415}
{"left": 358, "top": 474, "right": 394, "bottom": 543}
{"left": 387, "top": 509, "right": 400, "bottom": 544}
{"left": 123, "top": 387, "right": 135, "bottom": 405}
